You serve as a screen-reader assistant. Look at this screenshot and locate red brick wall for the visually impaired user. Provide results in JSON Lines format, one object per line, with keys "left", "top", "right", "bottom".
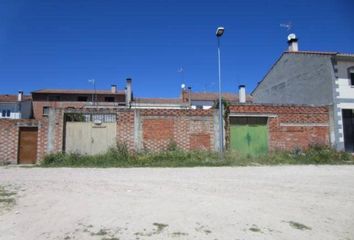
{"left": 228, "top": 104, "right": 330, "bottom": 151}
{"left": 190, "top": 134, "right": 211, "bottom": 150}
{"left": 33, "top": 101, "right": 86, "bottom": 120}
{"left": 0, "top": 104, "right": 332, "bottom": 164}
{"left": 139, "top": 109, "right": 215, "bottom": 151}
{"left": 51, "top": 109, "right": 65, "bottom": 153}
{"left": 0, "top": 119, "right": 48, "bottom": 164}
{"left": 51, "top": 108, "right": 215, "bottom": 153}
{"left": 116, "top": 110, "right": 135, "bottom": 150}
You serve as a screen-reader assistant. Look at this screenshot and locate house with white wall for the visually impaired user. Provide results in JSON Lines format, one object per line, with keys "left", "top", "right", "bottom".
{"left": 0, "top": 91, "right": 32, "bottom": 119}
{"left": 181, "top": 85, "right": 252, "bottom": 109}
{"left": 252, "top": 34, "right": 354, "bottom": 152}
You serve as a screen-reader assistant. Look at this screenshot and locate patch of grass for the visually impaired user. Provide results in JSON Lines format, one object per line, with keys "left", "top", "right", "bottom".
{"left": 152, "top": 223, "right": 168, "bottom": 233}
{"left": 249, "top": 226, "right": 262, "bottom": 233}
{"left": 91, "top": 229, "right": 108, "bottom": 236}
{"left": 0, "top": 198, "right": 15, "bottom": 204}
{"left": 204, "top": 229, "right": 212, "bottom": 234}
{"left": 195, "top": 224, "right": 212, "bottom": 235}
{"left": 288, "top": 221, "right": 312, "bottom": 230}
{"left": 0, "top": 185, "right": 17, "bottom": 212}
{"left": 40, "top": 144, "right": 354, "bottom": 168}
{"left": 0, "top": 191, "right": 16, "bottom": 197}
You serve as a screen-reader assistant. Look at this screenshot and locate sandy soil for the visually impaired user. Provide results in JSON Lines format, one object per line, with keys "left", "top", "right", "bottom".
{"left": 0, "top": 166, "right": 353, "bottom": 240}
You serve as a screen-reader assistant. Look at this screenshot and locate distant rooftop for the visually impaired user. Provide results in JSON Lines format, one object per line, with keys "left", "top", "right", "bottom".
{"left": 285, "top": 50, "right": 354, "bottom": 57}
{"left": 133, "top": 98, "right": 183, "bottom": 104}
{"left": 0, "top": 94, "right": 31, "bottom": 102}
{"left": 189, "top": 92, "right": 252, "bottom": 102}
{"left": 32, "top": 89, "right": 125, "bottom": 95}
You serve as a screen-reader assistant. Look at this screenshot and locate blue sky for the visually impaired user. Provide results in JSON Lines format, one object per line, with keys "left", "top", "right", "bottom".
{"left": 0, "top": 0, "right": 353, "bottom": 98}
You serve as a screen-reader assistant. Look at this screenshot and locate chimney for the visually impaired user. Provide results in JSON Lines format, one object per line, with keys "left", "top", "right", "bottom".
{"left": 238, "top": 85, "right": 246, "bottom": 103}
{"left": 111, "top": 84, "right": 117, "bottom": 93}
{"left": 18, "top": 91, "right": 23, "bottom": 101}
{"left": 287, "top": 33, "right": 298, "bottom": 52}
{"left": 187, "top": 87, "right": 192, "bottom": 107}
{"left": 125, "top": 78, "right": 132, "bottom": 106}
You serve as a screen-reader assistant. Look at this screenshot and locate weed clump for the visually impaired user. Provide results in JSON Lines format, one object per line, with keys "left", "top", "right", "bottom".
{"left": 0, "top": 185, "right": 17, "bottom": 212}
{"left": 41, "top": 144, "right": 354, "bottom": 168}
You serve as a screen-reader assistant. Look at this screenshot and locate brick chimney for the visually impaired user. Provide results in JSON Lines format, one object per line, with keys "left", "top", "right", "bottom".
{"left": 181, "top": 84, "right": 188, "bottom": 102}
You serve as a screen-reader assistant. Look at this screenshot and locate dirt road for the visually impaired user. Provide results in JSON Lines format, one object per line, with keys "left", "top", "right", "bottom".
{"left": 0, "top": 166, "right": 353, "bottom": 240}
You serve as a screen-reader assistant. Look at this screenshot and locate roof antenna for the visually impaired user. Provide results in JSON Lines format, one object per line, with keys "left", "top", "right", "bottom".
{"left": 88, "top": 79, "right": 96, "bottom": 105}
{"left": 280, "top": 22, "right": 292, "bottom": 31}
{"left": 177, "top": 66, "right": 185, "bottom": 86}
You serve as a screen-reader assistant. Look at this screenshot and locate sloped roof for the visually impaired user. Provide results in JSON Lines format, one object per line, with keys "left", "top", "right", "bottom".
{"left": 284, "top": 50, "right": 354, "bottom": 57}
{"left": 32, "top": 89, "right": 125, "bottom": 95}
{"left": 133, "top": 98, "right": 183, "bottom": 104}
{"left": 251, "top": 50, "right": 354, "bottom": 95}
{"left": 0, "top": 94, "right": 32, "bottom": 102}
{"left": 284, "top": 50, "right": 337, "bottom": 56}
{"left": 190, "top": 92, "right": 252, "bottom": 102}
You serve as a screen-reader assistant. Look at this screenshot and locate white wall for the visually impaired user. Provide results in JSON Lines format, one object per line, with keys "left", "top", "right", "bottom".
{"left": 0, "top": 103, "right": 20, "bottom": 119}
{"left": 335, "top": 78, "right": 354, "bottom": 99}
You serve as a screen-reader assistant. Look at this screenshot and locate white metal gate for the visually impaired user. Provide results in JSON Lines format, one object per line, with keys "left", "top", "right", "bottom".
{"left": 65, "top": 113, "right": 117, "bottom": 155}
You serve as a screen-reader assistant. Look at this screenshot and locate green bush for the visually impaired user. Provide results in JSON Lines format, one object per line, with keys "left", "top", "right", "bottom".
{"left": 41, "top": 145, "right": 354, "bottom": 168}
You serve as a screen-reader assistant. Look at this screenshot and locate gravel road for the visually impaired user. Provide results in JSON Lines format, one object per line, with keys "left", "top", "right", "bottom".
{"left": 0, "top": 166, "right": 353, "bottom": 240}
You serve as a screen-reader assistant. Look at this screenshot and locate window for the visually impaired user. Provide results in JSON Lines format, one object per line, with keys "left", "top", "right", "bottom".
{"left": 43, "top": 107, "right": 49, "bottom": 116}
{"left": 104, "top": 97, "right": 115, "bottom": 102}
{"left": 1, "top": 109, "right": 10, "bottom": 117}
{"left": 348, "top": 67, "right": 354, "bottom": 86}
{"left": 48, "top": 95, "right": 61, "bottom": 101}
{"left": 77, "top": 96, "right": 88, "bottom": 102}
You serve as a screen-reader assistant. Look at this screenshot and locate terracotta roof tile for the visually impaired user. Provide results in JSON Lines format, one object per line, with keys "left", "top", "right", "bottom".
{"left": 0, "top": 94, "right": 31, "bottom": 102}
{"left": 190, "top": 92, "right": 252, "bottom": 102}
{"left": 133, "top": 98, "right": 183, "bottom": 104}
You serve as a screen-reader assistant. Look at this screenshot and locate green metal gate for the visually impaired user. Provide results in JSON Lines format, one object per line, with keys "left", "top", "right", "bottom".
{"left": 230, "top": 117, "right": 268, "bottom": 156}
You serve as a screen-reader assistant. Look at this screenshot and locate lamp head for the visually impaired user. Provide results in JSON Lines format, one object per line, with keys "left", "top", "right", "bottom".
{"left": 216, "top": 26, "right": 224, "bottom": 37}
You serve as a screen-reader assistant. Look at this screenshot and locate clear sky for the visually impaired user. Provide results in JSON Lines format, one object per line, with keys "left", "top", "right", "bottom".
{"left": 0, "top": 0, "right": 353, "bottom": 98}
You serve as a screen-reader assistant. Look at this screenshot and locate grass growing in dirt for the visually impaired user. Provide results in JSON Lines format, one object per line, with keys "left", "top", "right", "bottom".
{"left": 0, "top": 185, "right": 17, "bottom": 211}
{"left": 40, "top": 144, "right": 354, "bottom": 168}
{"left": 249, "top": 224, "right": 263, "bottom": 233}
{"left": 152, "top": 223, "right": 168, "bottom": 233}
{"left": 288, "top": 221, "right": 312, "bottom": 230}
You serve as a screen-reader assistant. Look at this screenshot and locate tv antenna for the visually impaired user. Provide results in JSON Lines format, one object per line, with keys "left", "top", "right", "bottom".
{"left": 280, "top": 22, "right": 292, "bottom": 31}
{"left": 88, "top": 79, "right": 96, "bottom": 105}
{"left": 177, "top": 66, "right": 185, "bottom": 85}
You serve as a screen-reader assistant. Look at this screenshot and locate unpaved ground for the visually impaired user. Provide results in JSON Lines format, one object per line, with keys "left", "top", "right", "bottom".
{"left": 0, "top": 166, "right": 353, "bottom": 240}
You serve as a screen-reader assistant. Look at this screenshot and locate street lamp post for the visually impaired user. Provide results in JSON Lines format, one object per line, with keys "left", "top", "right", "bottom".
{"left": 216, "top": 26, "right": 224, "bottom": 156}
{"left": 88, "top": 79, "right": 96, "bottom": 106}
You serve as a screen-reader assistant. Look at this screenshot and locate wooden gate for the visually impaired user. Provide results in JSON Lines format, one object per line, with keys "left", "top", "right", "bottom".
{"left": 18, "top": 127, "right": 38, "bottom": 164}
{"left": 230, "top": 117, "right": 268, "bottom": 156}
